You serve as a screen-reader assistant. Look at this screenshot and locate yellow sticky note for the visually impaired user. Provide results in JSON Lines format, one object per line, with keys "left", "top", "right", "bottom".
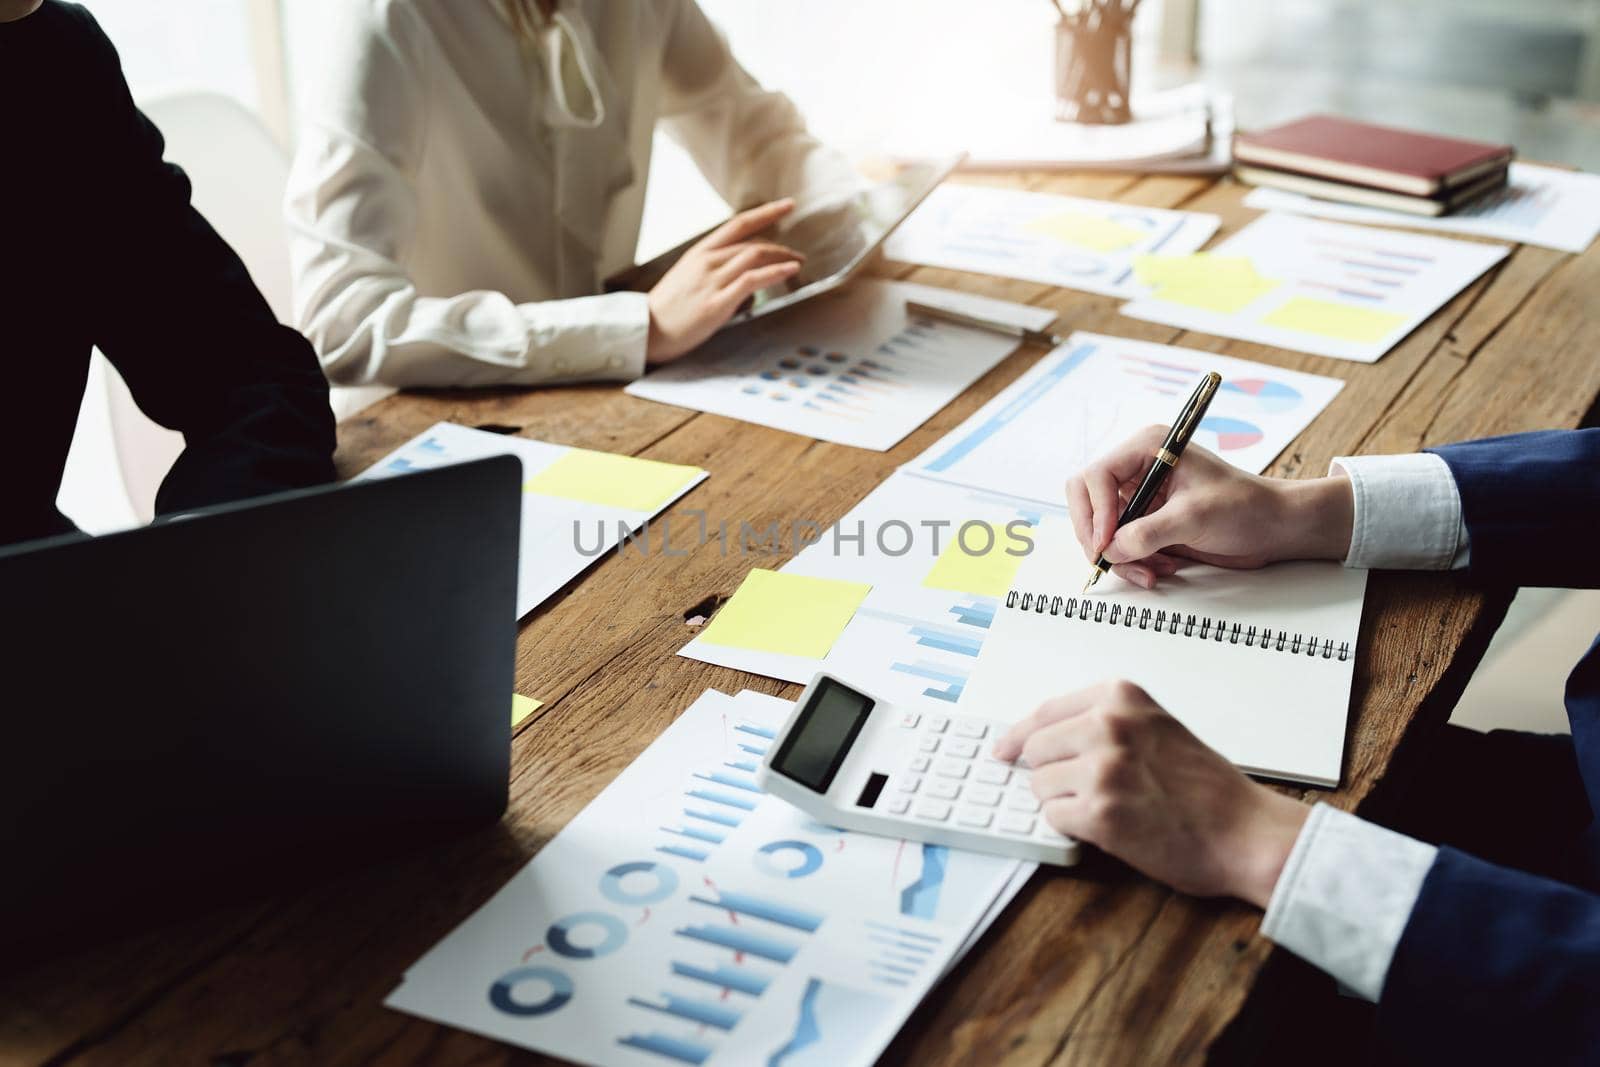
{"left": 512, "top": 694, "right": 543, "bottom": 727}
{"left": 524, "top": 448, "right": 701, "bottom": 512}
{"left": 1134, "top": 254, "right": 1279, "bottom": 314}
{"left": 1261, "top": 296, "right": 1407, "bottom": 344}
{"left": 698, "top": 569, "right": 872, "bottom": 659}
{"left": 922, "top": 522, "right": 1030, "bottom": 598}
{"left": 1026, "top": 212, "right": 1148, "bottom": 252}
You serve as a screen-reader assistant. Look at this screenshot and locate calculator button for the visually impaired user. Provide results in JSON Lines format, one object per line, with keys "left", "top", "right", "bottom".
{"left": 909, "top": 755, "right": 931, "bottom": 773}
{"left": 945, "top": 739, "right": 979, "bottom": 759}
{"left": 884, "top": 796, "right": 911, "bottom": 814}
{"left": 1006, "top": 792, "right": 1040, "bottom": 812}
{"left": 917, "top": 737, "right": 941, "bottom": 753}
{"left": 896, "top": 776, "right": 923, "bottom": 794}
{"left": 934, "top": 760, "right": 970, "bottom": 779}
{"left": 926, "top": 781, "right": 962, "bottom": 801}
{"left": 927, "top": 715, "right": 950, "bottom": 733}
{"left": 974, "top": 765, "right": 1011, "bottom": 786}
{"left": 999, "top": 813, "right": 1036, "bottom": 835}
{"left": 953, "top": 720, "right": 989, "bottom": 739}
{"left": 966, "top": 785, "right": 1002, "bottom": 807}
{"left": 897, "top": 712, "right": 921, "bottom": 729}
{"left": 956, "top": 808, "right": 994, "bottom": 828}
{"left": 914, "top": 800, "right": 952, "bottom": 821}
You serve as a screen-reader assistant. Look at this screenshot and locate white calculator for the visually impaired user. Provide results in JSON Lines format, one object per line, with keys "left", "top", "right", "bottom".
{"left": 757, "top": 673, "right": 1079, "bottom": 865}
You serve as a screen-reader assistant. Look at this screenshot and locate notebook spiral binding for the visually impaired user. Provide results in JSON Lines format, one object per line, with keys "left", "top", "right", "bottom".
{"left": 1004, "top": 590, "right": 1351, "bottom": 662}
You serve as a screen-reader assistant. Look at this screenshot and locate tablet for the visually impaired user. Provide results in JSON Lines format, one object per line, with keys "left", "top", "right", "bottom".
{"left": 606, "top": 154, "right": 963, "bottom": 329}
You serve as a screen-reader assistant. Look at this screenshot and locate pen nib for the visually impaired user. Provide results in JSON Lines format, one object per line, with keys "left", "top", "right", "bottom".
{"left": 1082, "top": 570, "right": 1101, "bottom": 594}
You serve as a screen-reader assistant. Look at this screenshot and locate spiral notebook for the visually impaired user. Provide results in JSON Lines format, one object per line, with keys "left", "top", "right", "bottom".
{"left": 959, "top": 528, "right": 1368, "bottom": 787}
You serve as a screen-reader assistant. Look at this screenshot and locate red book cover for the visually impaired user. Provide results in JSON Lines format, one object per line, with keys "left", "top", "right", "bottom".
{"left": 1234, "top": 115, "right": 1513, "bottom": 196}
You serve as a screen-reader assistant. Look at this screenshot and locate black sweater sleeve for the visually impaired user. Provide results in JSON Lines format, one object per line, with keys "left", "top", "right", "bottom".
{"left": 75, "top": 9, "right": 336, "bottom": 514}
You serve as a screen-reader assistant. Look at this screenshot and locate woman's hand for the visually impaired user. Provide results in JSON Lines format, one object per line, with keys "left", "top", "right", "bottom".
{"left": 645, "top": 199, "right": 805, "bottom": 364}
{"left": 993, "top": 680, "right": 1309, "bottom": 907}
{"left": 1066, "top": 426, "right": 1355, "bottom": 588}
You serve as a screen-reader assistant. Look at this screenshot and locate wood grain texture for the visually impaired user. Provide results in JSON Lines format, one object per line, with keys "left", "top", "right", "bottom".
{"left": 4, "top": 173, "right": 1596, "bottom": 1067}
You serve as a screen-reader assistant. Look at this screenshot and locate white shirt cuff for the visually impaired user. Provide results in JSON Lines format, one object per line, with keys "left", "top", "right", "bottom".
{"left": 516, "top": 290, "right": 650, "bottom": 384}
{"left": 1260, "top": 803, "right": 1438, "bottom": 1001}
{"left": 1330, "top": 453, "right": 1470, "bottom": 570}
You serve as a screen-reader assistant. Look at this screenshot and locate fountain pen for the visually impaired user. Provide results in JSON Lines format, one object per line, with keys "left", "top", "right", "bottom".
{"left": 1083, "top": 370, "right": 1223, "bottom": 593}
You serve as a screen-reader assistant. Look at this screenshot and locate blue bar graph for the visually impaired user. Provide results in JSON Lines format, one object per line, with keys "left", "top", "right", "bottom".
{"left": 688, "top": 891, "right": 824, "bottom": 932}
{"left": 738, "top": 743, "right": 769, "bottom": 757}
{"left": 676, "top": 924, "right": 800, "bottom": 963}
{"left": 891, "top": 661, "right": 966, "bottom": 704}
{"left": 617, "top": 1031, "right": 713, "bottom": 1065}
{"left": 628, "top": 993, "right": 743, "bottom": 1031}
{"left": 870, "top": 960, "right": 918, "bottom": 977}
{"left": 685, "top": 788, "right": 759, "bottom": 812}
{"left": 867, "top": 933, "right": 937, "bottom": 956}
{"left": 735, "top": 723, "right": 776, "bottom": 740}
{"left": 684, "top": 808, "right": 741, "bottom": 829}
{"left": 664, "top": 825, "right": 725, "bottom": 845}
{"left": 693, "top": 771, "right": 763, "bottom": 794}
{"left": 725, "top": 760, "right": 759, "bottom": 773}
{"left": 866, "top": 920, "right": 941, "bottom": 945}
{"left": 657, "top": 844, "right": 708, "bottom": 863}
{"left": 949, "top": 600, "right": 995, "bottom": 629}
{"left": 417, "top": 437, "right": 447, "bottom": 454}
{"left": 909, "top": 627, "right": 983, "bottom": 657}
{"left": 671, "top": 960, "right": 772, "bottom": 996}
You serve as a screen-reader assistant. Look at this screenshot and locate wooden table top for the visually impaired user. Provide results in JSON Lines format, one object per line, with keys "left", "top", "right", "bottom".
{"left": 7, "top": 170, "right": 1600, "bottom": 1067}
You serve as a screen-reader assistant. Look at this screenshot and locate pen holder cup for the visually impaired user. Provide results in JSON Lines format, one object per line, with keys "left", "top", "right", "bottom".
{"left": 1054, "top": 9, "right": 1135, "bottom": 125}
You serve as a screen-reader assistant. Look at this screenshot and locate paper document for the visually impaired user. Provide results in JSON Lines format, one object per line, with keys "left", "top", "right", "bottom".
{"left": 886, "top": 84, "right": 1231, "bottom": 173}
{"left": 901, "top": 332, "right": 1344, "bottom": 504}
{"left": 1242, "top": 163, "right": 1600, "bottom": 255}
{"left": 387, "top": 688, "right": 1031, "bottom": 1066}
{"left": 959, "top": 526, "right": 1368, "bottom": 786}
{"left": 884, "top": 185, "right": 1219, "bottom": 297}
{"left": 681, "top": 333, "right": 1343, "bottom": 715}
{"left": 359, "top": 423, "right": 707, "bottom": 618}
{"left": 625, "top": 280, "right": 1056, "bottom": 451}
{"left": 680, "top": 471, "right": 1062, "bottom": 706}
{"left": 1121, "top": 213, "right": 1508, "bottom": 362}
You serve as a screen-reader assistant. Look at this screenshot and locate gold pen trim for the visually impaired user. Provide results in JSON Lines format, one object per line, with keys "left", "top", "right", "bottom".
{"left": 1154, "top": 447, "right": 1179, "bottom": 466}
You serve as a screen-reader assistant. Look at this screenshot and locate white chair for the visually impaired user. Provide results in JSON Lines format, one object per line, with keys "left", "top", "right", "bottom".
{"left": 57, "top": 91, "right": 390, "bottom": 532}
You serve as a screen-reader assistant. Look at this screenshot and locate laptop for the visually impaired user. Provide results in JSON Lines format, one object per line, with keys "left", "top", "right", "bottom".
{"left": 0, "top": 457, "right": 520, "bottom": 951}
{"left": 605, "top": 154, "right": 964, "bottom": 328}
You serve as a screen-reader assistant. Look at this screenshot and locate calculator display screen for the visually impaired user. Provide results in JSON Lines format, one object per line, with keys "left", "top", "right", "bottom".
{"left": 770, "top": 678, "right": 874, "bottom": 792}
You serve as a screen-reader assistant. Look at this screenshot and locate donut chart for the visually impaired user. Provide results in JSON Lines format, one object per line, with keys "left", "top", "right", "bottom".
{"left": 488, "top": 966, "right": 574, "bottom": 1017}
{"left": 546, "top": 911, "right": 628, "bottom": 959}
{"left": 599, "top": 861, "right": 680, "bottom": 907}
{"left": 753, "top": 839, "right": 824, "bottom": 879}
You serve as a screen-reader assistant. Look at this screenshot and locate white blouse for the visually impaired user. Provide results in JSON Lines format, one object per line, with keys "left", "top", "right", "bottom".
{"left": 285, "top": 0, "right": 858, "bottom": 388}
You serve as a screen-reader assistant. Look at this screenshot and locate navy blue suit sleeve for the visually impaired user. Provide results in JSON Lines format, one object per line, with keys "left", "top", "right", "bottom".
{"left": 1376, "top": 846, "right": 1600, "bottom": 1066}
{"left": 78, "top": 12, "right": 336, "bottom": 514}
{"left": 1428, "top": 429, "right": 1600, "bottom": 588}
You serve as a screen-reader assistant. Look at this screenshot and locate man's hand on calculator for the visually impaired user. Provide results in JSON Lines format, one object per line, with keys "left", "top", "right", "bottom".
{"left": 994, "top": 679, "right": 1309, "bottom": 907}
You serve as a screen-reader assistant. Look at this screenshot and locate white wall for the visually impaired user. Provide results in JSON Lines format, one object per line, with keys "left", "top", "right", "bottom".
{"left": 75, "top": 0, "right": 259, "bottom": 108}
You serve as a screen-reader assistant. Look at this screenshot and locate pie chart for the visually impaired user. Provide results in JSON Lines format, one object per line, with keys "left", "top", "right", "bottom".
{"left": 1198, "top": 416, "right": 1264, "bottom": 451}
{"left": 1220, "top": 378, "right": 1301, "bottom": 414}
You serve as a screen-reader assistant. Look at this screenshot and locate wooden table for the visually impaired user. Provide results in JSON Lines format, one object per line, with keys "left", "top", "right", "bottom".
{"left": 7, "top": 172, "right": 1600, "bottom": 1067}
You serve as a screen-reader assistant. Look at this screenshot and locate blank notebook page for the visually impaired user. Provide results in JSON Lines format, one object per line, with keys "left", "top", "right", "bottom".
{"left": 959, "top": 527, "right": 1369, "bottom": 787}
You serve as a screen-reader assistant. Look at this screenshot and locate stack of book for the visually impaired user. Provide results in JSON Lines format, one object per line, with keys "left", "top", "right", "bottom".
{"left": 1233, "top": 115, "right": 1514, "bottom": 217}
